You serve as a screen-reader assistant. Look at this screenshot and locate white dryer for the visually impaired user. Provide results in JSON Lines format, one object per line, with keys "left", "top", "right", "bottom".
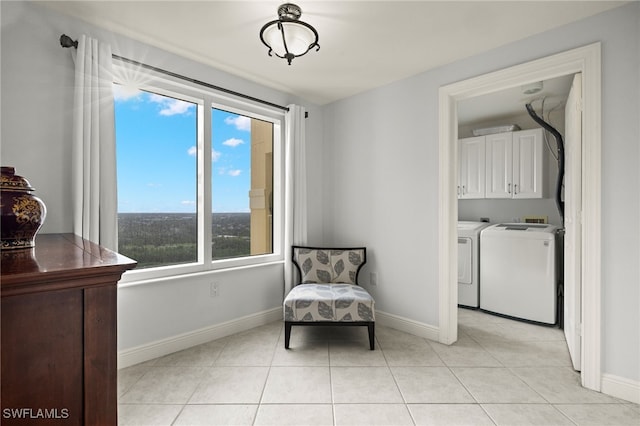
{"left": 458, "top": 221, "right": 490, "bottom": 308}
{"left": 480, "top": 223, "right": 558, "bottom": 324}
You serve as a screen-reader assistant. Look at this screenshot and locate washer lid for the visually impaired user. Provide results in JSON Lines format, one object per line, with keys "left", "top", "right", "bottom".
{"left": 489, "top": 223, "right": 558, "bottom": 234}
{"left": 458, "top": 221, "right": 491, "bottom": 232}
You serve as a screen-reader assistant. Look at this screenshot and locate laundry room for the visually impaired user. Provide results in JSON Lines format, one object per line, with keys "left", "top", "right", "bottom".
{"left": 455, "top": 73, "right": 579, "bottom": 326}
{"left": 457, "top": 75, "right": 574, "bottom": 228}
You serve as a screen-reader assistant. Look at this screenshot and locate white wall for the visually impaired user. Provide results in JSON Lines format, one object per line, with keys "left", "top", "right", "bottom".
{"left": 0, "top": 1, "right": 324, "bottom": 353}
{"left": 321, "top": 2, "right": 640, "bottom": 384}
{"left": 323, "top": 77, "right": 441, "bottom": 326}
{"left": 117, "top": 264, "right": 284, "bottom": 350}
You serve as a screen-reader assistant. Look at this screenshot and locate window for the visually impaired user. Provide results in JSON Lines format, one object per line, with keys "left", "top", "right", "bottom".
{"left": 114, "top": 77, "right": 282, "bottom": 278}
{"left": 211, "top": 108, "right": 274, "bottom": 261}
{"left": 115, "top": 88, "right": 198, "bottom": 269}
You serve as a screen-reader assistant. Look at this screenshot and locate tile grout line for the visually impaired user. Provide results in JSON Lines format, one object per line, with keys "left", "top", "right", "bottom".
{"left": 380, "top": 336, "right": 418, "bottom": 426}
{"left": 252, "top": 323, "right": 283, "bottom": 425}
{"left": 328, "top": 340, "right": 336, "bottom": 426}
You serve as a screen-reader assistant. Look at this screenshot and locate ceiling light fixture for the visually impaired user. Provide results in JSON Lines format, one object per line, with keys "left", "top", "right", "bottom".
{"left": 259, "top": 3, "right": 320, "bottom": 65}
{"left": 521, "top": 81, "right": 544, "bottom": 95}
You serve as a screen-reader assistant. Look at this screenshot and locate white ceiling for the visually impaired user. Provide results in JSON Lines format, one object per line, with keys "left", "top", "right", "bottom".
{"left": 39, "top": 1, "right": 624, "bottom": 108}
{"left": 458, "top": 73, "right": 575, "bottom": 126}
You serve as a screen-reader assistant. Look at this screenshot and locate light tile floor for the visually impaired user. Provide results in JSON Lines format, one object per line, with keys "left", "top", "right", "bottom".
{"left": 118, "top": 309, "right": 640, "bottom": 425}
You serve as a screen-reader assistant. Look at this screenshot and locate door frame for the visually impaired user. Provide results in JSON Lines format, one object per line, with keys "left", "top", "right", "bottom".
{"left": 437, "top": 43, "right": 601, "bottom": 390}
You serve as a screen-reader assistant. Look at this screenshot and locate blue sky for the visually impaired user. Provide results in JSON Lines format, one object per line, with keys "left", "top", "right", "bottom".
{"left": 114, "top": 85, "right": 251, "bottom": 213}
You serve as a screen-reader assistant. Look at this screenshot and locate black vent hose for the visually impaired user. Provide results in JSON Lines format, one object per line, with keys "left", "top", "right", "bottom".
{"left": 525, "top": 103, "right": 565, "bottom": 225}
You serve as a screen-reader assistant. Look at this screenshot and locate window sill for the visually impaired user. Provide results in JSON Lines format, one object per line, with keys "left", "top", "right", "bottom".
{"left": 117, "top": 259, "right": 285, "bottom": 289}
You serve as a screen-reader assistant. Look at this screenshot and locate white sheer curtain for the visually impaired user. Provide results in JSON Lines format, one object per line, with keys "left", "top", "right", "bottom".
{"left": 284, "top": 104, "right": 308, "bottom": 294}
{"left": 71, "top": 35, "right": 117, "bottom": 250}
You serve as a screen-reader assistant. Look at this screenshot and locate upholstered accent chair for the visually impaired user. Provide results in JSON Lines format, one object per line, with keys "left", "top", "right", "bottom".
{"left": 284, "top": 246, "right": 375, "bottom": 350}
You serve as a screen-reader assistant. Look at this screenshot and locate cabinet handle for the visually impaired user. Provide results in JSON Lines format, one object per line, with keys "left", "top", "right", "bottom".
{"left": 457, "top": 185, "right": 460, "bottom": 196}
{"left": 514, "top": 184, "right": 518, "bottom": 194}
{"left": 508, "top": 183, "right": 512, "bottom": 194}
{"left": 462, "top": 185, "right": 466, "bottom": 195}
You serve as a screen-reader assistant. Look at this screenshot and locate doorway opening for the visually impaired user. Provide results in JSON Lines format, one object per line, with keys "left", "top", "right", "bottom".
{"left": 437, "top": 43, "right": 602, "bottom": 391}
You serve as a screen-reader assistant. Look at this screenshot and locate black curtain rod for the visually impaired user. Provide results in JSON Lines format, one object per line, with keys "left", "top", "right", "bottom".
{"left": 59, "top": 34, "right": 307, "bottom": 117}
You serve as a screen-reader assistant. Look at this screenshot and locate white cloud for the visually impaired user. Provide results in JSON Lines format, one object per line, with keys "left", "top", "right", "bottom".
{"left": 228, "top": 169, "right": 242, "bottom": 177}
{"left": 148, "top": 93, "right": 194, "bottom": 116}
{"left": 224, "top": 115, "right": 251, "bottom": 131}
{"left": 113, "top": 84, "right": 142, "bottom": 101}
{"left": 159, "top": 99, "right": 193, "bottom": 116}
{"left": 188, "top": 147, "right": 221, "bottom": 162}
{"left": 181, "top": 200, "right": 196, "bottom": 205}
{"left": 222, "top": 138, "right": 244, "bottom": 147}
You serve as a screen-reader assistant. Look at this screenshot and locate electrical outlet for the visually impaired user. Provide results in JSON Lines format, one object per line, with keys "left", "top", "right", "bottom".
{"left": 210, "top": 282, "right": 219, "bottom": 297}
{"left": 370, "top": 272, "right": 378, "bottom": 286}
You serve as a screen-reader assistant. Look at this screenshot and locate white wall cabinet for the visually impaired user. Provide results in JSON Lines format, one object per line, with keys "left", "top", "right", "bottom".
{"left": 460, "top": 128, "right": 544, "bottom": 200}
{"left": 484, "top": 132, "right": 514, "bottom": 198}
{"left": 512, "top": 128, "right": 545, "bottom": 199}
{"left": 458, "top": 136, "right": 486, "bottom": 199}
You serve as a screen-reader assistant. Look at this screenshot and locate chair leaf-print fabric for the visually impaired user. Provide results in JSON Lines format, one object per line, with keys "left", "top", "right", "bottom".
{"left": 284, "top": 283, "right": 375, "bottom": 322}
{"left": 294, "top": 248, "right": 365, "bottom": 284}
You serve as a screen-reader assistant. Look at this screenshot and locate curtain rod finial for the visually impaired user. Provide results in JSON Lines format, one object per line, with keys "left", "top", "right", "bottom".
{"left": 60, "top": 34, "right": 78, "bottom": 49}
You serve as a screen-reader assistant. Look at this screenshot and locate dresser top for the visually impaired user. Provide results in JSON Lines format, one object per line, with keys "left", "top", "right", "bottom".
{"left": 1, "top": 234, "right": 137, "bottom": 296}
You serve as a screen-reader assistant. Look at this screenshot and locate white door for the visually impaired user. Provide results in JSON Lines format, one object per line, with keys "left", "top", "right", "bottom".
{"left": 485, "top": 132, "right": 513, "bottom": 198}
{"left": 459, "top": 136, "right": 485, "bottom": 199}
{"left": 564, "top": 73, "right": 583, "bottom": 371}
{"left": 513, "top": 129, "right": 544, "bottom": 199}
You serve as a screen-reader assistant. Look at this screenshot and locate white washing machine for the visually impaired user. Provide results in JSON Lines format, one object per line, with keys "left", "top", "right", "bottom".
{"left": 480, "top": 223, "right": 558, "bottom": 324}
{"left": 458, "top": 221, "right": 491, "bottom": 308}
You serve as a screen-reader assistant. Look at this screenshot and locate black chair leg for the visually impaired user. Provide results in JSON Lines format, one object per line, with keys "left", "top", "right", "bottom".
{"left": 368, "top": 322, "right": 375, "bottom": 350}
{"left": 284, "top": 322, "right": 292, "bottom": 349}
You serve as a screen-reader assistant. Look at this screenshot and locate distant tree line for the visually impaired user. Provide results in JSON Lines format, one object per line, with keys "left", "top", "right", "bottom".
{"left": 118, "top": 213, "right": 250, "bottom": 268}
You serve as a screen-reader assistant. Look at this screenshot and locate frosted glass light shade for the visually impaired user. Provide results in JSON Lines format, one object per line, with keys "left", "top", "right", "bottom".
{"left": 259, "top": 3, "right": 320, "bottom": 65}
{"left": 263, "top": 22, "right": 315, "bottom": 56}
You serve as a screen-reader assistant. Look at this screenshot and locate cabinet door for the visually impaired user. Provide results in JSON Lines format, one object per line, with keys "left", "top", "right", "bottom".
{"left": 84, "top": 285, "right": 118, "bottom": 425}
{"left": 513, "top": 128, "right": 544, "bottom": 199}
{"left": 485, "top": 132, "right": 513, "bottom": 198}
{"left": 458, "top": 136, "right": 485, "bottom": 199}
{"left": 1, "top": 289, "right": 83, "bottom": 425}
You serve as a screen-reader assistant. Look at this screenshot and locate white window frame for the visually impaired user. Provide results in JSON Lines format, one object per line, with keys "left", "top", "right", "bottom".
{"left": 113, "top": 66, "right": 285, "bottom": 284}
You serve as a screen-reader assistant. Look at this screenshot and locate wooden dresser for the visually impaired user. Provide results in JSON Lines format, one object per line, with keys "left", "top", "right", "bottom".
{"left": 1, "top": 234, "right": 136, "bottom": 425}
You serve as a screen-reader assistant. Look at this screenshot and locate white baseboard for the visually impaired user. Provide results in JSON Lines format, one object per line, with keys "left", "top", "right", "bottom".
{"left": 118, "top": 307, "right": 282, "bottom": 369}
{"left": 376, "top": 310, "right": 439, "bottom": 342}
{"left": 601, "top": 373, "right": 640, "bottom": 404}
